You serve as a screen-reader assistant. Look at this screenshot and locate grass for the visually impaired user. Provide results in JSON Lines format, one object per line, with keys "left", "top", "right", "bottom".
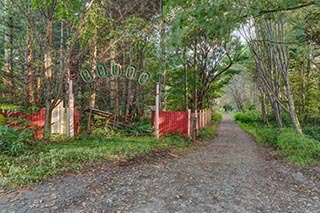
{"left": 233, "top": 112, "right": 320, "bottom": 166}
{"left": 0, "top": 135, "right": 191, "bottom": 189}
{"left": 0, "top": 112, "right": 223, "bottom": 189}
{"left": 198, "top": 111, "right": 222, "bottom": 141}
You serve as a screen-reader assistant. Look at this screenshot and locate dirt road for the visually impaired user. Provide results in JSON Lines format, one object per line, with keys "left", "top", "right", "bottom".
{"left": 1, "top": 113, "right": 319, "bottom": 212}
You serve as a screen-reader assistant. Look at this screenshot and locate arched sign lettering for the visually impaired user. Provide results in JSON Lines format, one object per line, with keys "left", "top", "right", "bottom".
{"left": 126, "top": 65, "right": 137, "bottom": 80}
{"left": 96, "top": 63, "right": 108, "bottom": 78}
{"left": 81, "top": 61, "right": 151, "bottom": 85}
{"left": 80, "top": 68, "right": 94, "bottom": 83}
{"left": 138, "top": 72, "right": 151, "bottom": 85}
{"left": 111, "top": 62, "right": 122, "bottom": 77}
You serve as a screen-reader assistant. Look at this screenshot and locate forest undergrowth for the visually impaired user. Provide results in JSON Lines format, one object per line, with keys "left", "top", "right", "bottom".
{"left": 233, "top": 110, "right": 320, "bottom": 165}
{"left": 0, "top": 113, "right": 222, "bottom": 189}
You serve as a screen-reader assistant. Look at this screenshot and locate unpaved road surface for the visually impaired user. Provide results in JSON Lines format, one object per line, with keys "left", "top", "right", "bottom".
{"left": 1, "top": 113, "right": 319, "bottom": 212}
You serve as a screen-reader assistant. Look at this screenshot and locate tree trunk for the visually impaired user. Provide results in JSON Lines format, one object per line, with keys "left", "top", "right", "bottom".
{"left": 192, "top": 36, "right": 198, "bottom": 140}
{"left": 277, "top": 16, "right": 303, "bottom": 134}
{"left": 109, "top": 0, "right": 115, "bottom": 112}
{"left": 89, "top": 41, "right": 97, "bottom": 109}
{"left": 159, "top": 0, "right": 166, "bottom": 110}
{"left": 272, "top": 100, "right": 282, "bottom": 128}
{"left": 184, "top": 63, "right": 188, "bottom": 111}
{"left": 27, "top": 28, "right": 35, "bottom": 105}
{"left": 35, "top": 68, "right": 42, "bottom": 105}
{"left": 4, "top": 3, "right": 14, "bottom": 100}
{"left": 282, "top": 68, "right": 303, "bottom": 134}
{"left": 258, "top": 86, "right": 269, "bottom": 125}
{"left": 125, "top": 46, "right": 132, "bottom": 119}
{"left": 44, "top": 17, "right": 54, "bottom": 135}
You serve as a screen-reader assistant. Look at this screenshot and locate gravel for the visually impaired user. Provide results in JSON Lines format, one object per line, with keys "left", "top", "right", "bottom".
{"left": 0, "top": 113, "right": 319, "bottom": 212}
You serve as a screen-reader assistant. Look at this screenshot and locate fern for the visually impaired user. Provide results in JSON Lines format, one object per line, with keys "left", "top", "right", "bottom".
{"left": 0, "top": 104, "right": 21, "bottom": 112}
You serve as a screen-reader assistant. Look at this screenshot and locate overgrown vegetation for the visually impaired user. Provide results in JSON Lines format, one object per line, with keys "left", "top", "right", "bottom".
{"left": 0, "top": 116, "right": 37, "bottom": 156}
{"left": 0, "top": 111, "right": 222, "bottom": 189}
{"left": 0, "top": 133, "right": 190, "bottom": 189}
{"left": 0, "top": 125, "right": 34, "bottom": 156}
{"left": 234, "top": 110, "right": 320, "bottom": 165}
{"left": 198, "top": 112, "right": 222, "bottom": 141}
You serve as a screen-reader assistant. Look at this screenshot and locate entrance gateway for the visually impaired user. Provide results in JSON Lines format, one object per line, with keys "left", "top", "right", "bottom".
{"left": 67, "top": 60, "right": 154, "bottom": 136}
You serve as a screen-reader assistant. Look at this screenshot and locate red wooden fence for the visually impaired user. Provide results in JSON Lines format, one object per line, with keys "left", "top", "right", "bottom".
{"left": 152, "top": 111, "right": 188, "bottom": 137}
{"left": 1, "top": 108, "right": 80, "bottom": 138}
{"left": 152, "top": 110, "right": 213, "bottom": 137}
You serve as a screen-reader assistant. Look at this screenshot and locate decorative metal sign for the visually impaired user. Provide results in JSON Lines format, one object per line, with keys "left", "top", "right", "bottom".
{"left": 80, "top": 61, "right": 151, "bottom": 85}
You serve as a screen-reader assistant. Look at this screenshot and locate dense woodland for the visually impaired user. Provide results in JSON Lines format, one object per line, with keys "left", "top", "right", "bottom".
{"left": 0, "top": 0, "right": 319, "bottom": 135}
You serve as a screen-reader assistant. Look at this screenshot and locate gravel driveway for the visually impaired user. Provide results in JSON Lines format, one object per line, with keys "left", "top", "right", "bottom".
{"left": 1, "top": 113, "right": 319, "bottom": 212}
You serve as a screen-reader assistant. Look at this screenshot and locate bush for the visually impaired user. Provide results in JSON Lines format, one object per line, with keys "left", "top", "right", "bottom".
{"left": 243, "top": 104, "right": 256, "bottom": 111}
{"left": 233, "top": 111, "right": 263, "bottom": 124}
{"left": 212, "top": 111, "right": 222, "bottom": 123}
{"left": 159, "top": 132, "right": 191, "bottom": 147}
{"left": 256, "top": 127, "right": 279, "bottom": 146}
{"left": 303, "top": 125, "right": 320, "bottom": 141}
{"left": 198, "top": 111, "right": 223, "bottom": 141}
{"left": 277, "top": 129, "right": 320, "bottom": 164}
{"left": 235, "top": 116, "right": 320, "bottom": 165}
{"left": 91, "top": 126, "right": 117, "bottom": 137}
{"left": 306, "top": 113, "right": 320, "bottom": 126}
{"left": 126, "top": 119, "right": 153, "bottom": 135}
{"left": 0, "top": 124, "right": 34, "bottom": 156}
{"left": 267, "top": 112, "right": 298, "bottom": 127}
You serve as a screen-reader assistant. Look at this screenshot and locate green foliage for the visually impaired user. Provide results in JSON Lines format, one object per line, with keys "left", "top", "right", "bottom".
{"left": 90, "top": 118, "right": 153, "bottom": 137}
{"left": 305, "top": 113, "right": 320, "bottom": 126}
{"left": 277, "top": 130, "right": 320, "bottom": 165}
{"left": 0, "top": 133, "right": 191, "bottom": 188}
{"left": 212, "top": 111, "right": 223, "bottom": 123}
{"left": 91, "top": 127, "right": 117, "bottom": 137}
{"left": 0, "top": 104, "right": 21, "bottom": 112}
{"left": 243, "top": 104, "right": 256, "bottom": 111}
{"left": 0, "top": 124, "right": 34, "bottom": 156}
{"left": 235, "top": 110, "right": 320, "bottom": 165}
{"left": 236, "top": 115, "right": 320, "bottom": 165}
{"left": 266, "top": 112, "right": 303, "bottom": 128}
{"left": 255, "top": 126, "right": 280, "bottom": 146}
{"left": 159, "top": 132, "right": 192, "bottom": 148}
{"left": 302, "top": 125, "right": 320, "bottom": 142}
{"left": 233, "top": 111, "right": 263, "bottom": 124}
{"left": 127, "top": 119, "right": 153, "bottom": 135}
{"left": 198, "top": 112, "right": 223, "bottom": 141}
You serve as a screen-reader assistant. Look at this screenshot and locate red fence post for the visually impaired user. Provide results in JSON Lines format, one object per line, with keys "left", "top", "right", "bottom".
{"left": 188, "top": 109, "right": 191, "bottom": 138}
{"left": 202, "top": 109, "right": 204, "bottom": 128}
{"left": 203, "top": 109, "right": 208, "bottom": 125}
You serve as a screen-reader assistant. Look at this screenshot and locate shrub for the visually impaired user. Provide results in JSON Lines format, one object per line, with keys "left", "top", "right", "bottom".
{"left": 212, "top": 111, "right": 222, "bottom": 123}
{"left": 198, "top": 112, "right": 223, "bottom": 141}
{"left": 306, "top": 113, "right": 320, "bottom": 126}
{"left": 235, "top": 116, "right": 320, "bottom": 165}
{"left": 0, "top": 124, "right": 34, "bottom": 156}
{"left": 256, "top": 127, "right": 279, "bottom": 146}
{"left": 159, "top": 132, "right": 191, "bottom": 147}
{"left": 303, "top": 125, "right": 320, "bottom": 141}
{"left": 0, "top": 103, "right": 21, "bottom": 111}
{"left": 277, "top": 129, "right": 320, "bottom": 164}
{"left": 126, "top": 119, "right": 153, "bottom": 135}
{"left": 243, "top": 104, "right": 256, "bottom": 111}
{"left": 91, "top": 126, "right": 117, "bottom": 137}
{"left": 267, "top": 112, "right": 297, "bottom": 127}
{"left": 234, "top": 111, "right": 263, "bottom": 124}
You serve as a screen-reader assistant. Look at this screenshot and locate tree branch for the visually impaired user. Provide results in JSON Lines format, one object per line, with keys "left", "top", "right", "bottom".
{"left": 242, "top": 1, "right": 318, "bottom": 19}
